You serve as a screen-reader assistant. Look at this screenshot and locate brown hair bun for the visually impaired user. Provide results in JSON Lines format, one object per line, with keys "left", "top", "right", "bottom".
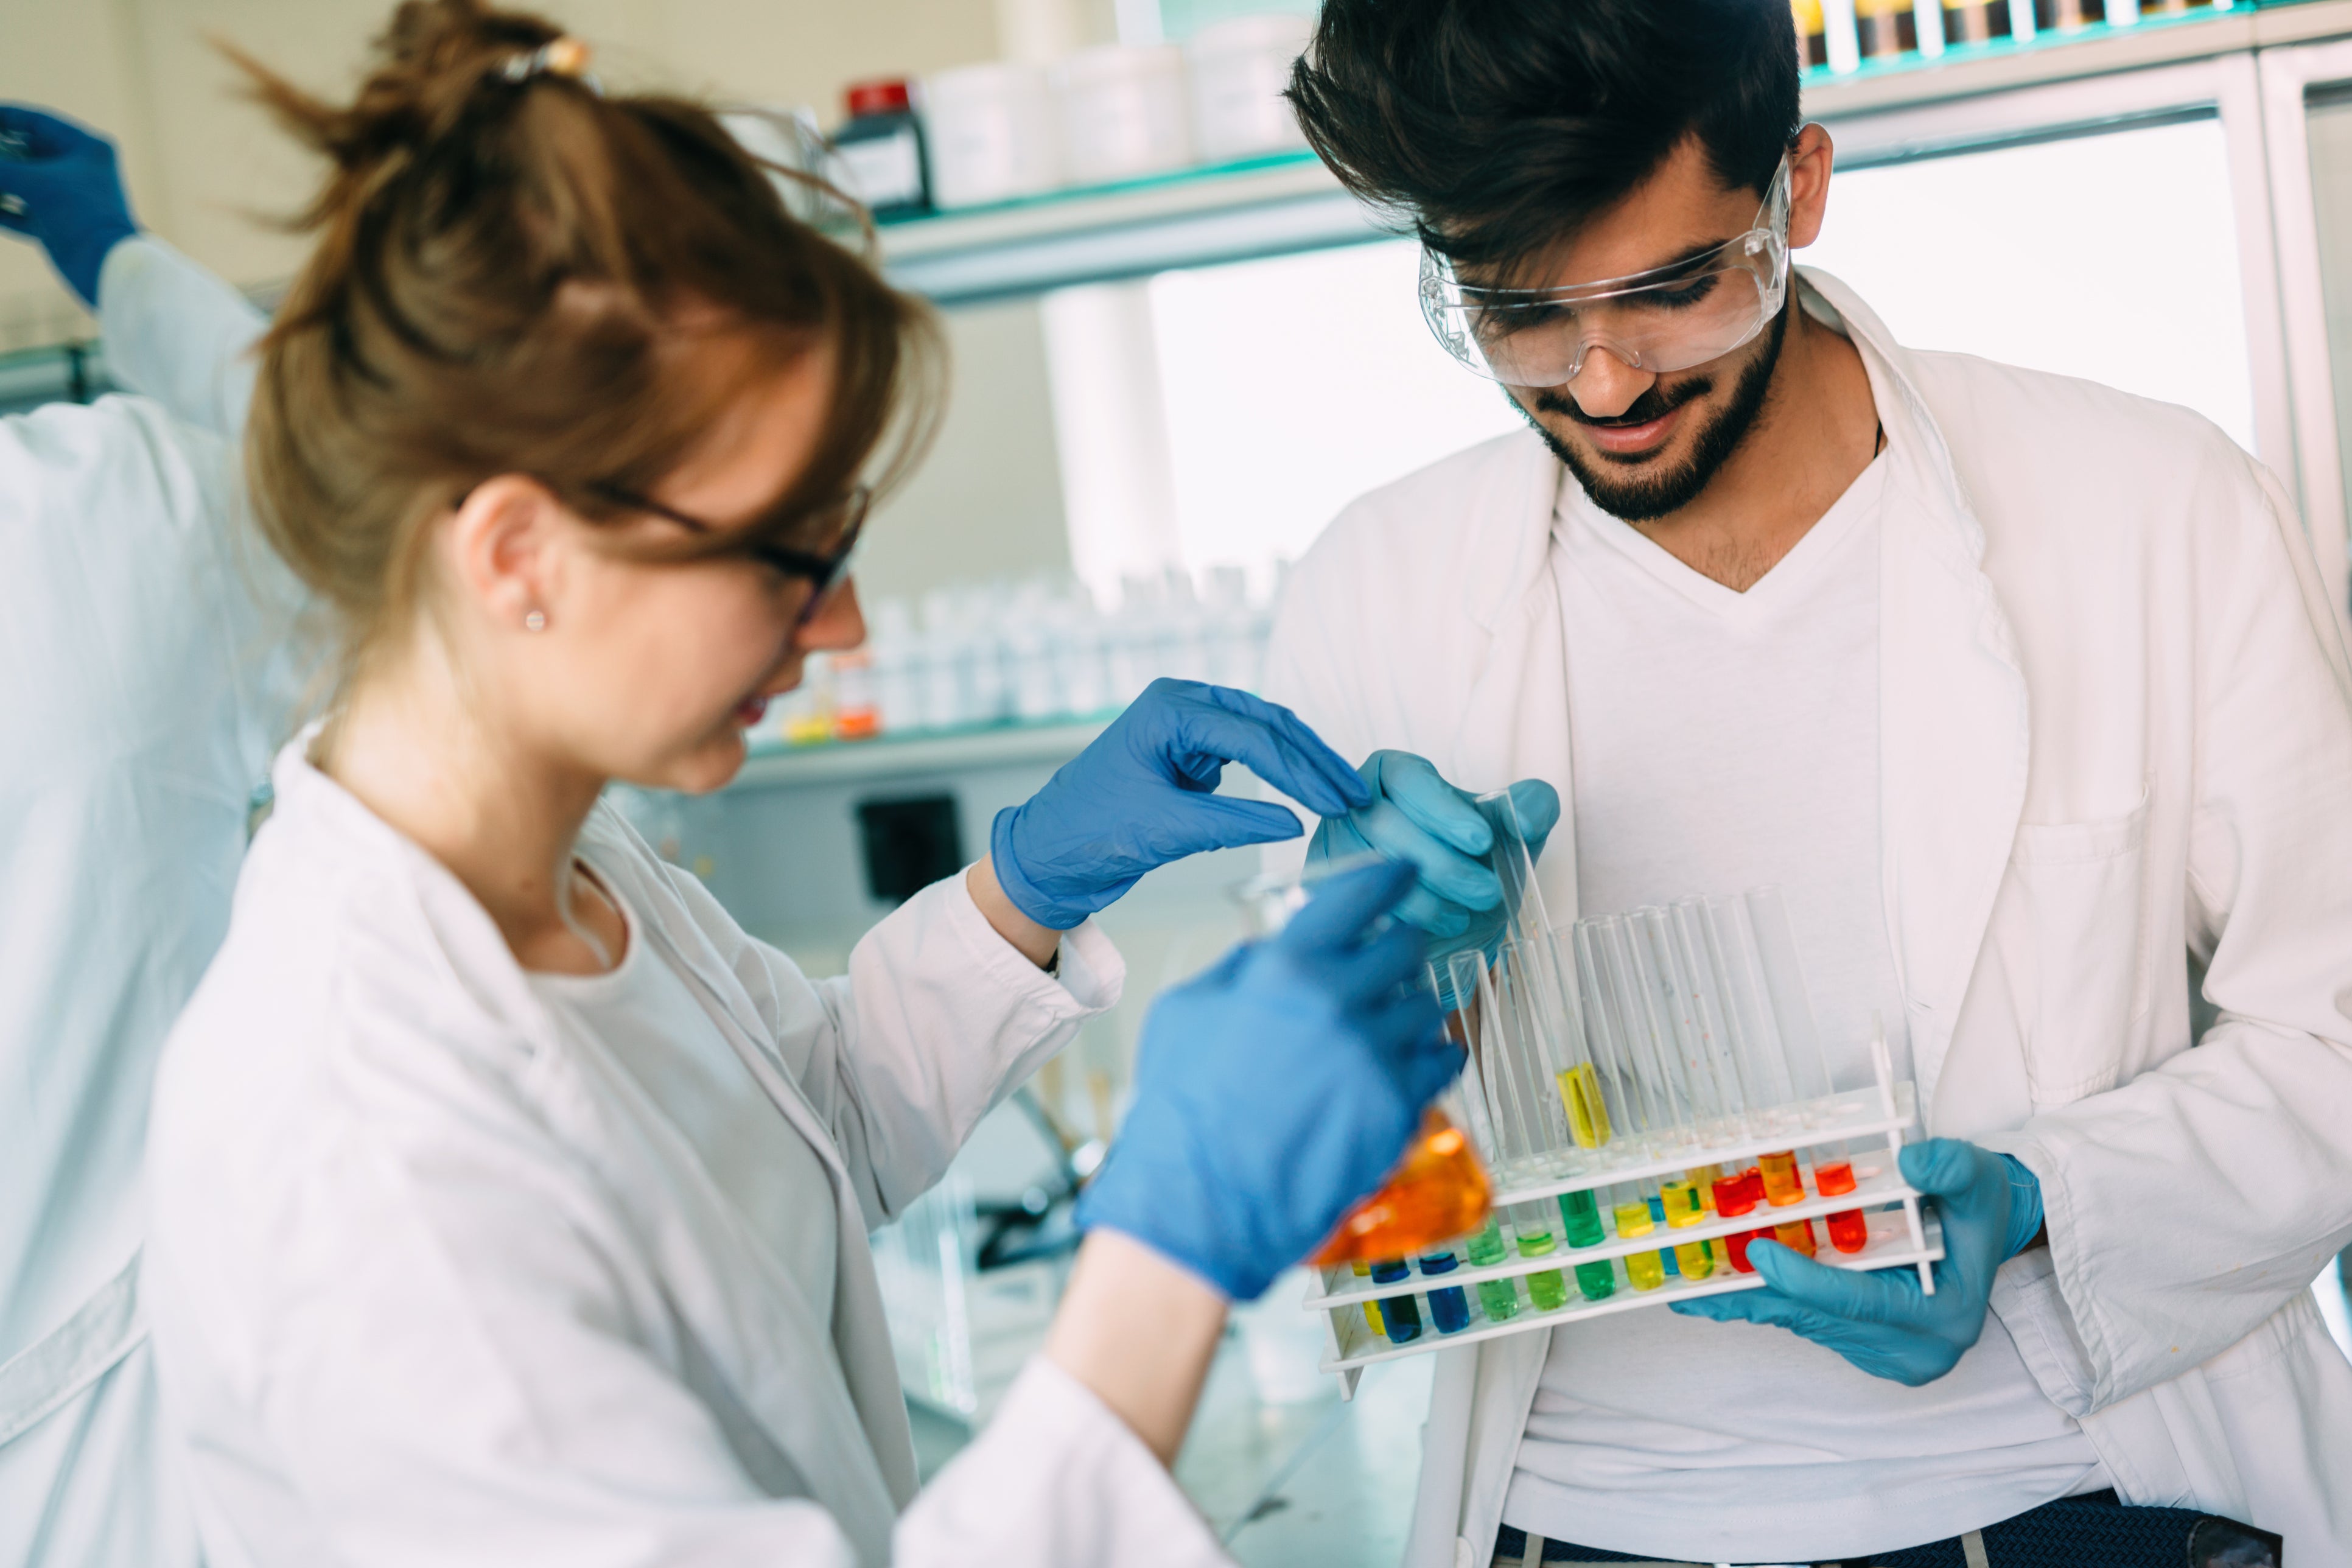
{"left": 232, "top": 0, "right": 939, "bottom": 687}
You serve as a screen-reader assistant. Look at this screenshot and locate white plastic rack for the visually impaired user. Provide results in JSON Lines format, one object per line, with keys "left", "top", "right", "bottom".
{"left": 1301, "top": 1054, "right": 1945, "bottom": 1396}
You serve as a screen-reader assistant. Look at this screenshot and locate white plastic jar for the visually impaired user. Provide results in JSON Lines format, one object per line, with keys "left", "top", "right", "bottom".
{"left": 1052, "top": 43, "right": 1192, "bottom": 186}
{"left": 1185, "top": 13, "right": 1315, "bottom": 164}
{"left": 922, "top": 61, "right": 1063, "bottom": 209}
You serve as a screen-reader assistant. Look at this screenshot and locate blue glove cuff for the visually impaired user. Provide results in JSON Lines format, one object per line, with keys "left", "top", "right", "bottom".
{"left": 52, "top": 222, "right": 135, "bottom": 310}
{"left": 1998, "top": 1152, "right": 2044, "bottom": 1260}
{"left": 989, "top": 803, "right": 1084, "bottom": 932}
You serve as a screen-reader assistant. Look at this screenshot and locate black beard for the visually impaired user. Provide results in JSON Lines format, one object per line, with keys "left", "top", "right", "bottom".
{"left": 1519, "top": 299, "right": 1791, "bottom": 523}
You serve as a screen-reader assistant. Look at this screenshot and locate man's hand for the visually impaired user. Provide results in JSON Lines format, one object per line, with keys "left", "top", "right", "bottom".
{"left": 1670, "top": 1139, "right": 2044, "bottom": 1385}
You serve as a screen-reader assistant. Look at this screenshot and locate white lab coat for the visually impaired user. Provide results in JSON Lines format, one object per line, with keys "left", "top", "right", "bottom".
{"left": 142, "top": 740, "right": 1234, "bottom": 1568}
{"left": 1262, "top": 270, "right": 2352, "bottom": 1559}
{"left": 0, "top": 238, "right": 279, "bottom": 1567}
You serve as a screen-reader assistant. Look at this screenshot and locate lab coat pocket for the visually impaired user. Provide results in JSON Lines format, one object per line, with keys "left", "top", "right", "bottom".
{"left": 2009, "top": 787, "right": 2151, "bottom": 1108}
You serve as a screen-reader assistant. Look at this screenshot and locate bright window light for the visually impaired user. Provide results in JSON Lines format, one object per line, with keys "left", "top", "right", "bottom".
{"left": 1803, "top": 117, "right": 2256, "bottom": 453}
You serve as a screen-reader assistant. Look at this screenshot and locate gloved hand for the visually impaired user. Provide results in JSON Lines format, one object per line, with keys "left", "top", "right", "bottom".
{"left": 1076, "top": 859, "right": 1455, "bottom": 1301}
{"left": 1310, "top": 751, "right": 1560, "bottom": 963}
{"left": 1670, "top": 1139, "right": 2044, "bottom": 1385}
{"left": 991, "top": 678, "right": 1370, "bottom": 931}
{"left": 0, "top": 107, "right": 139, "bottom": 309}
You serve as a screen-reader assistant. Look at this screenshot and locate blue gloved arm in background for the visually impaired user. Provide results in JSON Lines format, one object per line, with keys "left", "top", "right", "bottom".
{"left": 0, "top": 106, "right": 139, "bottom": 309}
{"left": 1671, "top": 1139, "right": 2044, "bottom": 1385}
{"left": 1075, "top": 859, "right": 1455, "bottom": 1300}
{"left": 990, "top": 678, "right": 1371, "bottom": 931}
{"left": 1311, "top": 749, "right": 1561, "bottom": 961}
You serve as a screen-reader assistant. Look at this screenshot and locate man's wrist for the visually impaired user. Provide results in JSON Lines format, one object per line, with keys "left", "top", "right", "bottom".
{"left": 965, "top": 853, "right": 1063, "bottom": 969}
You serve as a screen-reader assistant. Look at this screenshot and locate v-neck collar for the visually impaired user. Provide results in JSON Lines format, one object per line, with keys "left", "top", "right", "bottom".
{"left": 1559, "top": 450, "right": 1887, "bottom": 623}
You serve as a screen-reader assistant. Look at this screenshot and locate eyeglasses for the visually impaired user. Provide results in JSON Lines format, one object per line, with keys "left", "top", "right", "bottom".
{"left": 1419, "top": 156, "right": 1793, "bottom": 389}
{"left": 586, "top": 480, "right": 869, "bottom": 624}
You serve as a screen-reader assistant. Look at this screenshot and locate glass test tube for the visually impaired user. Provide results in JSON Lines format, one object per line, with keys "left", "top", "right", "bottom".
{"left": 1369, "top": 1258, "right": 1421, "bottom": 1343}
{"left": 1713, "top": 1165, "right": 1766, "bottom": 1273}
{"left": 1508, "top": 1203, "right": 1570, "bottom": 1311}
{"left": 1351, "top": 1260, "right": 1386, "bottom": 1336}
{"left": 1609, "top": 1181, "right": 1667, "bottom": 1292}
{"left": 1418, "top": 1250, "right": 1472, "bottom": 1334}
{"left": 1463, "top": 1217, "right": 1521, "bottom": 1322}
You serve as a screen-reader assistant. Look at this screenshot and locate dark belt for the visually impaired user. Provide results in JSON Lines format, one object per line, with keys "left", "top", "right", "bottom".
{"left": 1492, "top": 1490, "right": 2283, "bottom": 1567}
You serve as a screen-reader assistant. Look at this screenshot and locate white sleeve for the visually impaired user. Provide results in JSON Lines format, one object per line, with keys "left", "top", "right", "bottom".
{"left": 895, "top": 1358, "right": 1231, "bottom": 1568}
{"left": 649, "top": 852, "right": 1123, "bottom": 1233}
{"left": 97, "top": 236, "right": 269, "bottom": 438}
{"left": 1976, "top": 450, "right": 2352, "bottom": 1409}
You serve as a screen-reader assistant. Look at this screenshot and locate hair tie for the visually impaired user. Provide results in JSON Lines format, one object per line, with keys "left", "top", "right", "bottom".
{"left": 502, "top": 37, "right": 599, "bottom": 93}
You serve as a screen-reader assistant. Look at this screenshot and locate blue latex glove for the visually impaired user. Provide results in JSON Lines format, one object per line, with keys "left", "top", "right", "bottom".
{"left": 0, "top": 107, "right": 139, "bottom": 308}
{"left": 991, "top": 679, "right": 1370, "bottom": 930}
{"left": 1076, "top": 859, "right": 1456, "bottom": 1300}
{"left": 1309, "top": 751, "right": 1560, "bottom": 961}
{"left": 1670, "top": 1139, "right": 2044, "bottom": 1385}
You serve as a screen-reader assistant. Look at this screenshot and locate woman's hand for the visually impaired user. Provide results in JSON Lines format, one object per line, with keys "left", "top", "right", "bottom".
{"left": 987, "top": 679, "right": 1371, "bottom": 932}
{"left": 1074, "top": 859, "right": 1455, "bottom": 1302}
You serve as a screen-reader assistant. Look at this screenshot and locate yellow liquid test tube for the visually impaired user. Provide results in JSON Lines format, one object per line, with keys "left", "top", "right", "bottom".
{"left": 1613, "top": 1192, "right": 1667, "bottom": 1292}
{"left": 1353, "top": 1261, "right": 1385, "bottom": 1337}
{"left": 1660, "top": 1179, "right": 1714, "bottom": 1280}
{"left": 1557, "top": 1062, "right": 1612, "bottom": 1149}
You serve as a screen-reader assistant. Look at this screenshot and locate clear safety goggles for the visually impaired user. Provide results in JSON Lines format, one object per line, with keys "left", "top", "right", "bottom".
{"left": 1418, "top": 156, "right": 1791, "bottom": 388}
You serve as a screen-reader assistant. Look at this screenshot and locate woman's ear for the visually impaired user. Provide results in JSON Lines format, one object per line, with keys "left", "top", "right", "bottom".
{"left": 1787, "top": 122, "right": 1835, "bottom": 251}
{"left": 447, "top": 475, "right": 565, "bottom": 634}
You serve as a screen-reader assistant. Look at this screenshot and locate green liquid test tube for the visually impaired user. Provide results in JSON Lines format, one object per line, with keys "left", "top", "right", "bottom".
{"left": 1573, "top": 1258, "right": 1616, "bottom": 1300}
{"left": 1511, "top": 1213, "right": 1570, "bottom": 1311}
{"left": 1464, "top": 1219, "right": 1521, "bottom": 1323}
{"left": 1558, "top": 1187, "right": 1606, "bottom": 1248}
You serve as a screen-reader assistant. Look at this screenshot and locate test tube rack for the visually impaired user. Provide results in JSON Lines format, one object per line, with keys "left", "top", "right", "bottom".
{"left": 1300, "top": 1039, "right": 1944, "bottom": 1396}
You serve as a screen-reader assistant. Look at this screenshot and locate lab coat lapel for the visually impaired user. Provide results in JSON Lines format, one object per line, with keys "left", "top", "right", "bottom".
{"left": 1451, "top": 438, "right": 1581, "bottom": 925}
{"left": 625, "top": 889, "right": 924, "bottom": 1522}
{"left": 1803, "top": 271, "right": 2031, "bottom": 1115}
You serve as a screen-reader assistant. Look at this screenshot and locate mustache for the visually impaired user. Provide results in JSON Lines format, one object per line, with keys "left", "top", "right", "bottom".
{"left": 1536, "top": 375, "right": 1715, "bottom": 428}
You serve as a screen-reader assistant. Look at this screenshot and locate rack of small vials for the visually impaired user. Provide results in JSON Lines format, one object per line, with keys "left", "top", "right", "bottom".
{"left": 1302, "top": 799, "right": 1945, "bottom": 1396}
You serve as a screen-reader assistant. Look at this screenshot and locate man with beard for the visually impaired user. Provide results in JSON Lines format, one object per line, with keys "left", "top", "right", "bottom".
{"left": 1264, "top": 2, "right": 2351, "bottom": 1564}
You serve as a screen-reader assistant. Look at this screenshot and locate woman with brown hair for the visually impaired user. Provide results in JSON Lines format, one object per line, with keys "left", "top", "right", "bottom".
{"left": 138, "top": 4, "right": 1460, "bottom": 1563}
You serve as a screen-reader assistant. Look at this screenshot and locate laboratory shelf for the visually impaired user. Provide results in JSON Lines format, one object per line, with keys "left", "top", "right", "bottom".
{"left": 1301, "top": 1160, "right": 1931, "bottom": 1311}
{"left": 1313, "top": 1211, "right": 1947, "bottom": 1385}
{"left": 725, "top": 715, "right": 1110, "bottom": 792}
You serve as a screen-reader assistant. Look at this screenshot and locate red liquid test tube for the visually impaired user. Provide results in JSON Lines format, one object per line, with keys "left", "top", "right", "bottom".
{"left": 1826, "top": 1209, "right": 1869, "bottom": 1253}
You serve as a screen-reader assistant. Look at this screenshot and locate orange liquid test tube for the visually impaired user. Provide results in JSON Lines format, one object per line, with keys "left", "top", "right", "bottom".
{"left": 1773, "top": 1218, "right": 1818, "bottom": 1259}
{"left": 1815, "top": 1157, "right": 1868, "bottom": 1254}
{"left": 1311, "top": 1108, "right": 1492, "bottom": 1267}
{"left": 1757, "top": 1150, "right": 1805, "bottom": 1206}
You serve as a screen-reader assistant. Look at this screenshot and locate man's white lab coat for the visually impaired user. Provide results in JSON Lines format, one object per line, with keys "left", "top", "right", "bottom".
{"left": 143, "top": 743, "right": 1234, "bottom": 1567}
{"left": 1262, "top": 271, "right": 2352, "bottom": 1559}
{"left": 0, "top": 238, "right": 278, "bottom": 1567}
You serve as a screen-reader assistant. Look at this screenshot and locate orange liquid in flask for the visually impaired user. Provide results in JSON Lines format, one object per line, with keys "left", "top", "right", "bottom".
{"left": 1310, "top": 1108, "right": 1492, "bottom": 1267}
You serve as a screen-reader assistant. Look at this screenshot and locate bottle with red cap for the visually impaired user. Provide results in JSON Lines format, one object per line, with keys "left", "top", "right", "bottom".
{"left": 831, "top": 78, "right": 928, "bottom": 217}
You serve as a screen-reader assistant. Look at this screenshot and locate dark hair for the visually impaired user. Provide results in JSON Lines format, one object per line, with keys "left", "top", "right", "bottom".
{"left": 1288, "top": 0, "right": 1802, "bottom": 271}
{"left": 229, "top": 0, "right": 940, "bottom": 682}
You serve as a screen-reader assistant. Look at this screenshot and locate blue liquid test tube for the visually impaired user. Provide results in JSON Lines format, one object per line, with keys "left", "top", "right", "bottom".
{"left": 1418, "top": 1251, "right": 1472, "bottom": 1334}
{"left": 1370, "top": 1259, "right": 1422, "bottom": 1343}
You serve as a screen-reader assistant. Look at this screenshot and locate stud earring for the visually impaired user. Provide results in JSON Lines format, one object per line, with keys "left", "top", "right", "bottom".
{"left": 523, "top": 609, "right": 548, "bottom": 632}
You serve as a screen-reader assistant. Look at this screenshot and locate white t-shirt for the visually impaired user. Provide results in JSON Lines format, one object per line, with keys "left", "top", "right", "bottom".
{"left": 529, "top": 867, "right": 838, "bottom": 1325}
{"left": 1499, "top": 452, "right": 2109, "bottom": 1563}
